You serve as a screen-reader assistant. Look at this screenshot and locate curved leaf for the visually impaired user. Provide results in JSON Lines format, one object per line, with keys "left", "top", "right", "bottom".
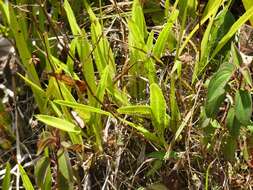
{"left": 54, "top": 100, "right": 111, "bottom": 116}
{"left": 205, "top": 63, "right": 235, "bottom": 117}
{"left": 36, "top": 115, "right": 81, "bottom": 133}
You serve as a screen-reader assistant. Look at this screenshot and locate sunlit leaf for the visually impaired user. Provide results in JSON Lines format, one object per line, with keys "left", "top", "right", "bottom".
{"left": 19, "top": 164, "right": 34, "bottom": 190}
{"left": 117, "top": 105, "right": 151, "bottom": 115}
{"left": 2, "top": 162, "right": 11, "bottom": 190}
{"left": 36, "top": 115, "right": 81, "bottom": 133}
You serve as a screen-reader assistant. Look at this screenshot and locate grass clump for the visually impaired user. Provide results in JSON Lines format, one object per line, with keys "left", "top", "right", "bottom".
{"left": 0, "top": 0, "right": 253, "bottom": 189}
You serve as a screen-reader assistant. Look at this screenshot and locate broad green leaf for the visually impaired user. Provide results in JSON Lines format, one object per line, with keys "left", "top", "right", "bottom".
{"left": 211, "top": 5, "right": 253, "bottom": 58}
{"left": 2, "top": 162, "right": 11, "bottom": 190}
{"left": 36, "top": 115, "right": 81, "bottom": 133}
{"left": 205, "top": 63, "right": 235, "bottom": 117}
{"left": 35, "top": 156, "right": 52, "bottom": 190}
{"left": 18, "top": 164, "right": 34, "bottom": 190}
{"left": 150, "top": 83, "right": 167, "bottom": 132}
{"left": 226, "top": 107, "right": 241, "bottom": 137}
{"left": 235, "top": 90, "right": 252, "bottom": 125}
{"left": 117, "top": 105, "right": 151, "bottom": 115}
{"left": 54, "top": 100, "right": 111, "bottom": 116}
{"left": 64, "top": 0, "right": 97, "bottom": 99}
{"left": 164, "top": 0, "right": 170, "bottom": 18}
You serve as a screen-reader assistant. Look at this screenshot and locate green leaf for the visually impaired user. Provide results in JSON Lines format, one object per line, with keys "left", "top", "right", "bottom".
{"left": 235, "top": 90, "right": 252, "bottom": 125}
{"left": 131, "top": 0, "right": 148, "bottom": 39}
{"left": 211, "top": 5, "right": 253, "bottom": 58}
{"left": 150, "top": 83, "right": 167, "bottom": 132}
{"left": 242, "top": 0, "right": 253, "bottom": 26}
{"left": 18, "top": 73, "right": 46, "bottom": 97}
{"left": 63, "top": 0, "right": 81, "bottom": 35}
{"left": 174, "top": 110, "right": 192, "bottom": 141}
{"left": 9, "top": 5, "right": 44, "bottom": 112}
{"left": 194, "top": 8, "right": 235, "bottom": 81}
{"left": 0, "top": 1, "right": 10, "bottom": 24}
{"left": 117, "top": 105, "right": 151, "bottom": 115}
{"left": 2, "top": 162, "right": 11, "bottom": 190}
{"left": 226, "top": 107, "right": 241, "bottom": 137}
{"left": 205, "top": 63, "right": 235, "bottom": 117}
{"left": 54, "top": 100, "right": 111, "bottom": 116}
{"left": 84, "top": 0, "right": 116, "bottom": 77}
{"left": 96, "top": 66, "right": 110, "bottom": 103}
{"left": 35, "top": 156, "right": 52, "bottom": 190}
{"left": 153, "top": 10, "right": 179, "bottom": 58}
{"left": 179, "top": 0, "right": 223, "bottom": 55}
{"left": 57, "top": 149, "right": 73, "bottom": 190}
{"left": 18, "top": 164, "right": 35, "bottom": 190}
{"left": 36, "top": 115, "right": 81, "bottom": 133}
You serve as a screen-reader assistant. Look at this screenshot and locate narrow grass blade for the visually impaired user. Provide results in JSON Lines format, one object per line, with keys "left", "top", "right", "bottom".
{"left": 18, "top": 73, "right": 46, "bottom": 96}
{"left": 18, "top": 164, "right": 35, "bottom": 190}
{"left": 63, "top": 0, "right": 81, "bottom": 35}
{"left": 179, "top": 0, "right": 223, "bottom": 55}
{"left": 2, "top": 162, "right": 11, "bottom": 190}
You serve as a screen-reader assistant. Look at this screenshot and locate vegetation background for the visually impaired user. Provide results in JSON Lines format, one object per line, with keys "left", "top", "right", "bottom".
{"left": 0, "top": 0, "right": 253, "bottom": 189}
